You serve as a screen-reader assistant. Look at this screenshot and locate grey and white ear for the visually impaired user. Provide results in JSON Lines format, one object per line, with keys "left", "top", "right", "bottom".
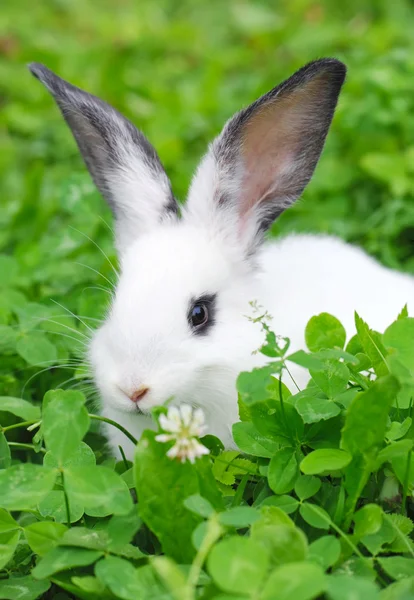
{"left": 185, "top": 58, "right": 346, "bottom": 255}
{"left": 29, "top": 63, "right": 178, "bottom": 254}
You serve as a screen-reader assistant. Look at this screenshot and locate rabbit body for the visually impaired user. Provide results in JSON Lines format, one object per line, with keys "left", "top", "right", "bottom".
{"left": 30, "top": 58, "right": 414, "bottom": 460}
{"left": 93, "top": 229, "right": 414, "bottom": 458}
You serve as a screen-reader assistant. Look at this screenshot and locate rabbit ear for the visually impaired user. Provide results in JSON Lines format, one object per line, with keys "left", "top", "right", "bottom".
{"left": 185, "top": 58, "right": 346, "bottom": 255}
{"left": 29, "top": 63, "right": 178, "bottom": 254}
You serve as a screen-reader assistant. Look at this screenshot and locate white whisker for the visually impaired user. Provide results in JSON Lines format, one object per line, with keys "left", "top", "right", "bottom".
{"left": 49, "top": 300, "right": 94, "bottom": 334}
{"left": 69, "top": 225, "right": 119, "bottom": 279}
{"left": 74, "top": 262, "right": 116, "bottom": 290}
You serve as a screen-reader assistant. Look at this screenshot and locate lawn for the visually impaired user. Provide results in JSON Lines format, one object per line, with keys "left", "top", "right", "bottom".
{"left": 1, "top": 1, "right": 414, "bottom": 598}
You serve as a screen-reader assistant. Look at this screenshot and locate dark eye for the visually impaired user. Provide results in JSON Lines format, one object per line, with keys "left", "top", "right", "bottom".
{"left": 188, "top": 294, "right": 217, "bottom": 335}
{"left": 190, "top": 302, "right": 209, "bottom": 329}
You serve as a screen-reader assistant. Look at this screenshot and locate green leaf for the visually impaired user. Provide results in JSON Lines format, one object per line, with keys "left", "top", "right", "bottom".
{"left": 354, "top": 313, "right": 389, "bottom": 377}
{"left": 64, "top": 465, "right": 133, "bottom": 517}
{"left": 0, "top": 576, "right": 51, "bottom": 600}
{"left": 378, "top": 557, "right": 414, "bottom": 581}
{"left": 232, "top": 421, "right": 279, "bottom": 457}
{"left": 376, "top": 439, "right": 413, "bottom": 466}
{"left": 0, "top": 255, "right": 19, "bottom": 286}
{"left": 305, "top": 313, "right": 346, "bottom": 352}
{"left": 121, "top": 467, "right": 134, "bottom": 489}
{"left": 300, "top": 503, "right": 330, "bottom": 530}
{"left": 386, "top": 418, "right": 412, "bottom": 442}
{"left": 294, "top": 475, "right": 321, "bottom": 500}
{"left": 310, "top": 361, "right": 350, "bottom": 399}
{"left": 0, "top": 325, "right": 18, "bottom": 352}
{"left": 191, "top": 521, "right": 210, "bottom": 552}
{"left": 261, "top": 495, "right": 299, "bottom": 515}
{"left": 313, "top": 349, "right": 359, "bottom": 365}
{"left": 208, "top": 536, "right": 269, "bottom": 595}
{"left": 295, "top": 394, "right": 341, "bottom": 424}
{"left": 308, "top": 535, "right": 341, "bottom": 569}
{"left": 268, "top": 447, "right": 300, "bottom": 494}
{"left": 59, "top": 527, "right": 109, "bottom": 551}
{"left": 387, "top": 515, "right": 414, "bottom": 554}
{"left": 380, "top": 578, "right": 414, "bottom": 600}
{"left": 70, "top": 575, "right": 107, "bottom": 597}
{"left": 135, "top": 430, "right": 222, "bottom": 563}
{"left": 0, "top": 396, "right": 40, "bottom": 421}
{"left": 14, "top": 302, "right": 51, "bottom": 331}
{"left": 24, "top": 522, "right": 67, "bottom": 556}
{"left": 0, "top": 431, "right": 11, "bottom": 469}
{"left": 260, "top": 561, "right": 326, "bottom": 600}
{"left": 32, "top": 547, "right": 103, "bottom": 580}
{"left": 384, "top": 317, "right": 414, "bottom": 371}
{"left": 251, "top": 522, "right": 307, "bottom": 567}
{"left": 38, "top": 490, "right": 84, "bottom": 524}
{"left": 251, "top": 399, "right": 303, "bottom": 445}
{"left": 107, "top": 507, "right": 142, "bottom": 550}
{"left": 388, "top": 513, "right": 414, "bottom": 536}
{"left": 236, "top": 365, "right": 282, "bottom": 405}
{"left": 341, "top": 376, "right": 400, "bottom": 457}
{"left": 44, "top": 441, "right": 96, "bottom": 468}
{"left": 42, "top": 390, "right": 89, "bottom": 466}
{"left": 354, "top": 353, "right": 372, "bottom": 371}
{"left": 287, "top": 350, "right": 326, "bottom": 371}
{"left": 397, "top": 305, "right": 409, "bottom": 320}
{"left": 326, "top": 575, "right": 380, "bottom": 600}
{"left": 184, "top": 494, "right": 215, "bottom": 518}
{"left": 218, "top": 506, "right": 260, "bottom": 527}
{"left": 0, "top": 530, "right": 20, "bottom": 569}
{"left": 16, "top": 332, "right": 58, "bottom": 366}
{"left": 353, "top": 504, "right": 383, "bottom": 538}
{"left": 212, "top": 449, "right": 239, "bottom": 486}
{"left": 361, "top": 518, "right": 396, "bottom": 555}
{"left": 95, "top": 557, "right": 167, "bottom": 600}
{"left": 301, "top": 449, "right": 351, "bottom": 474}
{"left": 0, "top": 464, "right": 56, "bottom": 510}
{"left": 254, "top": 506, "right": 294, "bottom": 529}
{"left": 0, "top": 509, "right": 19, "bottom": 533}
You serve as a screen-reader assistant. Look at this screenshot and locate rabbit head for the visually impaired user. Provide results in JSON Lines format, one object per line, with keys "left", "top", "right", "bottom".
{"left": 30, "top": 59, "right": 346, "bottom": 443}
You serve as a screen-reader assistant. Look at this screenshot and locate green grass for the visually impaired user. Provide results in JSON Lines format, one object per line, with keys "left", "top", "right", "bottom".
{"left": 1, "top": 1, "right": 414, "bottom": 598}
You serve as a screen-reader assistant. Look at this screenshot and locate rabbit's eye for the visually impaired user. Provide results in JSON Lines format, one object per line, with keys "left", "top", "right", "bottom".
{"left": 190, "top": 303, "right": 209, "bottom": 328}
{"left": 188, "top": 294, "right": 216, "bottom": 335}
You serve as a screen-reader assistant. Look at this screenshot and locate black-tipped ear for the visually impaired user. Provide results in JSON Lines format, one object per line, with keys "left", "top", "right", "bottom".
{"left": 29, "top": 63, "right": 178, "bottom": 254}
{"left": 186, "top": 58, "right": 346, "bottom": 255}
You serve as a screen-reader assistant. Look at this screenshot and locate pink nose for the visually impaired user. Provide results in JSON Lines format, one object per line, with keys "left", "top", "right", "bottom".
{"left": 130, "top": 387, "right": 149, "bottom": 403}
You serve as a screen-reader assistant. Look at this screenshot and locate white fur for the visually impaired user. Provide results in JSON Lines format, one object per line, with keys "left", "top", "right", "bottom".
{"left": 35, "top": 60, "right": 412, "bottom": 459}
{"left": 66, "top": 60, "right": 413, "bottom": 460}
{"left": 109, "top": 152, "right": 173, "bottom": 255}
{"left": 90, "top": 222, "right": 414, "bottom": 460}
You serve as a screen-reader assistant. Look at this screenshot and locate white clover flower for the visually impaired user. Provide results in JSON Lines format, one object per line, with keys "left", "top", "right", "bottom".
{"left": 155, "top": 404, "right": 210, "bottom": 464}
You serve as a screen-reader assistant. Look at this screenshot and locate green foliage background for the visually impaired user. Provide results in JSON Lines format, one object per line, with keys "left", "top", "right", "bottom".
{"left": 1, "top": 0, "right": 414, "bottom": 599}
{"left": 1, "top": 0, "right": 414, "bottom": 400}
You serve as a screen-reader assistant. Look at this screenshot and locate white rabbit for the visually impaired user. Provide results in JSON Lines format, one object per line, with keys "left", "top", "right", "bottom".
{"left": 30, "top": 59, "right": 414, "bottom": 459}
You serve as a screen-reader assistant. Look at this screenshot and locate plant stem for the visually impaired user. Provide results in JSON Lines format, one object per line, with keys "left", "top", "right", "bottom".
{"left": 305, "top": 503, "right": 364, "bottom": 559}
{"left": 8, "top": 442, "right": 46, "bottom": 453}
{"left": 187, "top": 517, "right": 223, "bottom": 596}
{"left": 283, "top": 362, "right": 301, "bottom": 392}
{"left": 402, "top": 450, "right": 412, "bottom": 516}
{"left": 2, "top": 420, "right": 38, "bottom": 433}
{"left": 118, "top": 445, "right": 129, "bottom": 470}
{"left": 213, "top": 455, "right": 264, "bottom": 478}
{"left": 88, "top": 413, "right": 138, "bottom": 445}
{"left": 278, "top": 374, "right": 292, "bottom": 440}
{"left": 61, "top": 470, "right": 71, "bottom": 528}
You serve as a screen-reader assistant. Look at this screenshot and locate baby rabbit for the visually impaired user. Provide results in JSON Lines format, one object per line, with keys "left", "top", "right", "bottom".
{"left": 30, "top": 59, "right": 413, "bottom": 459}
